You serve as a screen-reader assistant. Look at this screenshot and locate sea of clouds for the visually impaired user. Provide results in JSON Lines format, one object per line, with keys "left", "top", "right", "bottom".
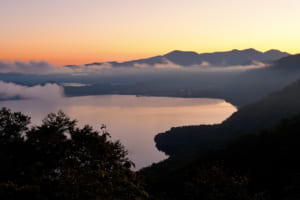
{"left": 0, "top": 59, "right": 267, "bottom": 76}
{"left": 0, "top": 81, "right": 64, "bottom": 100}
{"left": 0, "top": 59, "right": 268, "bottom": 100}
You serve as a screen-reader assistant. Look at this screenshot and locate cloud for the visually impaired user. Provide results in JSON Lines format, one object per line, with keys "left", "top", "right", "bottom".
{"left": 61, "top": 83, "right": 91, "bottom": 87}
{"left": 0, "top": 59, "right": 268, "bottom": 77}
{"left": 117, "top": 58, "right": 267, "bottom": 72}
{"left": 66, "top": 63, "right": 113, "bottom": 75}
{"left": 200, "top": 61, "right": 211, "bottom": 67}
{"left": 0, "top": 60, "right": 116, "bottom": 75}
{"left": 65, "top": 62, "right": 268, "bottom": 79}
{"left": 132, "top": 58, "right": 182, "bottom": 69}
{"left": 0, "top": 81, "right": 64, "bottom": 100}
{"left": 201, "top": 61, "right": 269, "bottom": 72}
{"left": 0, "top": 60, "right": 73, "bottom": 75}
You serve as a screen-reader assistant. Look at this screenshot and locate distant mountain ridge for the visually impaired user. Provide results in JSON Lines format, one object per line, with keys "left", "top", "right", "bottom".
{"left": 85, "top": 48, "right": 290, "bottom": 67}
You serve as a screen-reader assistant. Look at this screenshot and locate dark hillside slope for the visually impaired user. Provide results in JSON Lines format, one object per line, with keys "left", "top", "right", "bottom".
{"left": 155, "top": 77, "right": 300, "bottom": 156}
{"left": 146, "top": 113, "right": 300, "bottom": 200}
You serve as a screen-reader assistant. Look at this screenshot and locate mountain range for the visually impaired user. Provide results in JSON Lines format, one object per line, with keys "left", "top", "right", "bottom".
{"left": 85, "top": 48, "right": 290, "bottom": 67}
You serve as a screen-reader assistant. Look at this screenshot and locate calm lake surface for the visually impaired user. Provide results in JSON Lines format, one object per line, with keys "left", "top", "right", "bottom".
{"left": 0, "top": 95, "right": 237, "bottom": 170}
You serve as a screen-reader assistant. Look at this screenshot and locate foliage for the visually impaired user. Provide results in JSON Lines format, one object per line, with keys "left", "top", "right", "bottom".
{"left": 0, "top": 108, "right": 148, "bottom": 199}
{"left": 142, "top": 113, "right": 300, "bottom": 200}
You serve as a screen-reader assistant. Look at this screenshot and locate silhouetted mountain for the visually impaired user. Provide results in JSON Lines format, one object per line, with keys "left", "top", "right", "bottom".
{"left": 143, "top": 113, "right": 300, "bottom": 200}
{"left": 196, "top": 48, "right": 289, "bottom": 66}
{"left": 84, "top": 48, "right": 290, "bottom": 67}
{"left": 264, "top": 49, "right": 291, "bottom": 61}
{"left": 274, "top": 53, "right": 300, "bottom": 70}
{"left": 163, "top": 50, "right": 202, "bottom": 66}
{"left": 154, "top": 74, "right": 300, "bottom": 156}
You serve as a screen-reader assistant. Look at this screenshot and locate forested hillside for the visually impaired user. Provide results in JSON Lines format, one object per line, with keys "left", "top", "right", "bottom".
{"left": 155, "top": 77, "right": 300, "bottom": 156}
{"left": 143, "top": 113, "right": 300, "bottom": 200}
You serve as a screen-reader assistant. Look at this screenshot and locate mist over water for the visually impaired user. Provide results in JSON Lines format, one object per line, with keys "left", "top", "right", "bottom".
{"left": 0, "top": 95, "right": 236, "bottom": 170}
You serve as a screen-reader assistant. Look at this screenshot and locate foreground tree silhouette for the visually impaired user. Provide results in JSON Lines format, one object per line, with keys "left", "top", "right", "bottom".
{"left": 0, "top": 108, "right": 148, "bottom": 199}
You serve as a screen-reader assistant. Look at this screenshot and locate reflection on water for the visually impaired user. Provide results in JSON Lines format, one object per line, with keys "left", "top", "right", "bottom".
{"left": 0, "top": 95, "right": 237, "bottom": 170}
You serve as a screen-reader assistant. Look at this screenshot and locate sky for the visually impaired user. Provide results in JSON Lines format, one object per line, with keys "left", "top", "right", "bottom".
{"left": 1, "top": 0, "right": 300, "bottom": 65}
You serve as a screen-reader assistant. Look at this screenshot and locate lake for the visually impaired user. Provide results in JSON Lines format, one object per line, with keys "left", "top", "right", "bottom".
{"left": 0, "top": 95, "right": 237, "bottom": 170}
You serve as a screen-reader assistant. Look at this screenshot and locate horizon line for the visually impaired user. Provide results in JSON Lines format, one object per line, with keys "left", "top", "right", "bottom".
{"left": 0, "top": 47, "right": 293, "bottom": 67}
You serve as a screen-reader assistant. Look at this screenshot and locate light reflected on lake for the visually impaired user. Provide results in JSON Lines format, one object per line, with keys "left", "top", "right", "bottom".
{"left": 0, "top": 95, "right": 237, "bottom": 170}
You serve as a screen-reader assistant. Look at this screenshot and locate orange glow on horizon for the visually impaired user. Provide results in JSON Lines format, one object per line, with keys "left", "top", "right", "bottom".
{"left": 0, "top": 46, "right": 296, "bottom": 66}
{"left": 1, "top": 0, "right": 300, "bottom": 66}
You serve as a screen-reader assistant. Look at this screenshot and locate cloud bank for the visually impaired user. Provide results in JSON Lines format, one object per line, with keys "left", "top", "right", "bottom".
{"left": 0, "top": 59, "right": 268, "bottom": 76}
{"left": 0, "top": 60, "right": 73, "bottom": 75}
{"left": 0, "top": 81, "right": 64, "bottom": 100}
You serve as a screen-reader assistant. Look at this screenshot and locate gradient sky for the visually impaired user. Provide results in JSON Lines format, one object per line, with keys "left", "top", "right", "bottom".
{"left": 1, "top": 0, "right": 300, "bottom": 65}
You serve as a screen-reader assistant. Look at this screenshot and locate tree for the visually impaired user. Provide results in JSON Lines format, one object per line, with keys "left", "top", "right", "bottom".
{"left": 0, "top": 108, "right": 148, "bottom": 199}
{"left": 0, "top": 107, "right": 30, "bottom": 143}
{"left": 0, "top": 108, "right": 31, "bottom": 183}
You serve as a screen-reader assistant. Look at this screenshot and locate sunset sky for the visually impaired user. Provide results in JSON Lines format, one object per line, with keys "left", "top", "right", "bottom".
{"left": 1, "top": 0, "right": 300, "bottom": 65}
